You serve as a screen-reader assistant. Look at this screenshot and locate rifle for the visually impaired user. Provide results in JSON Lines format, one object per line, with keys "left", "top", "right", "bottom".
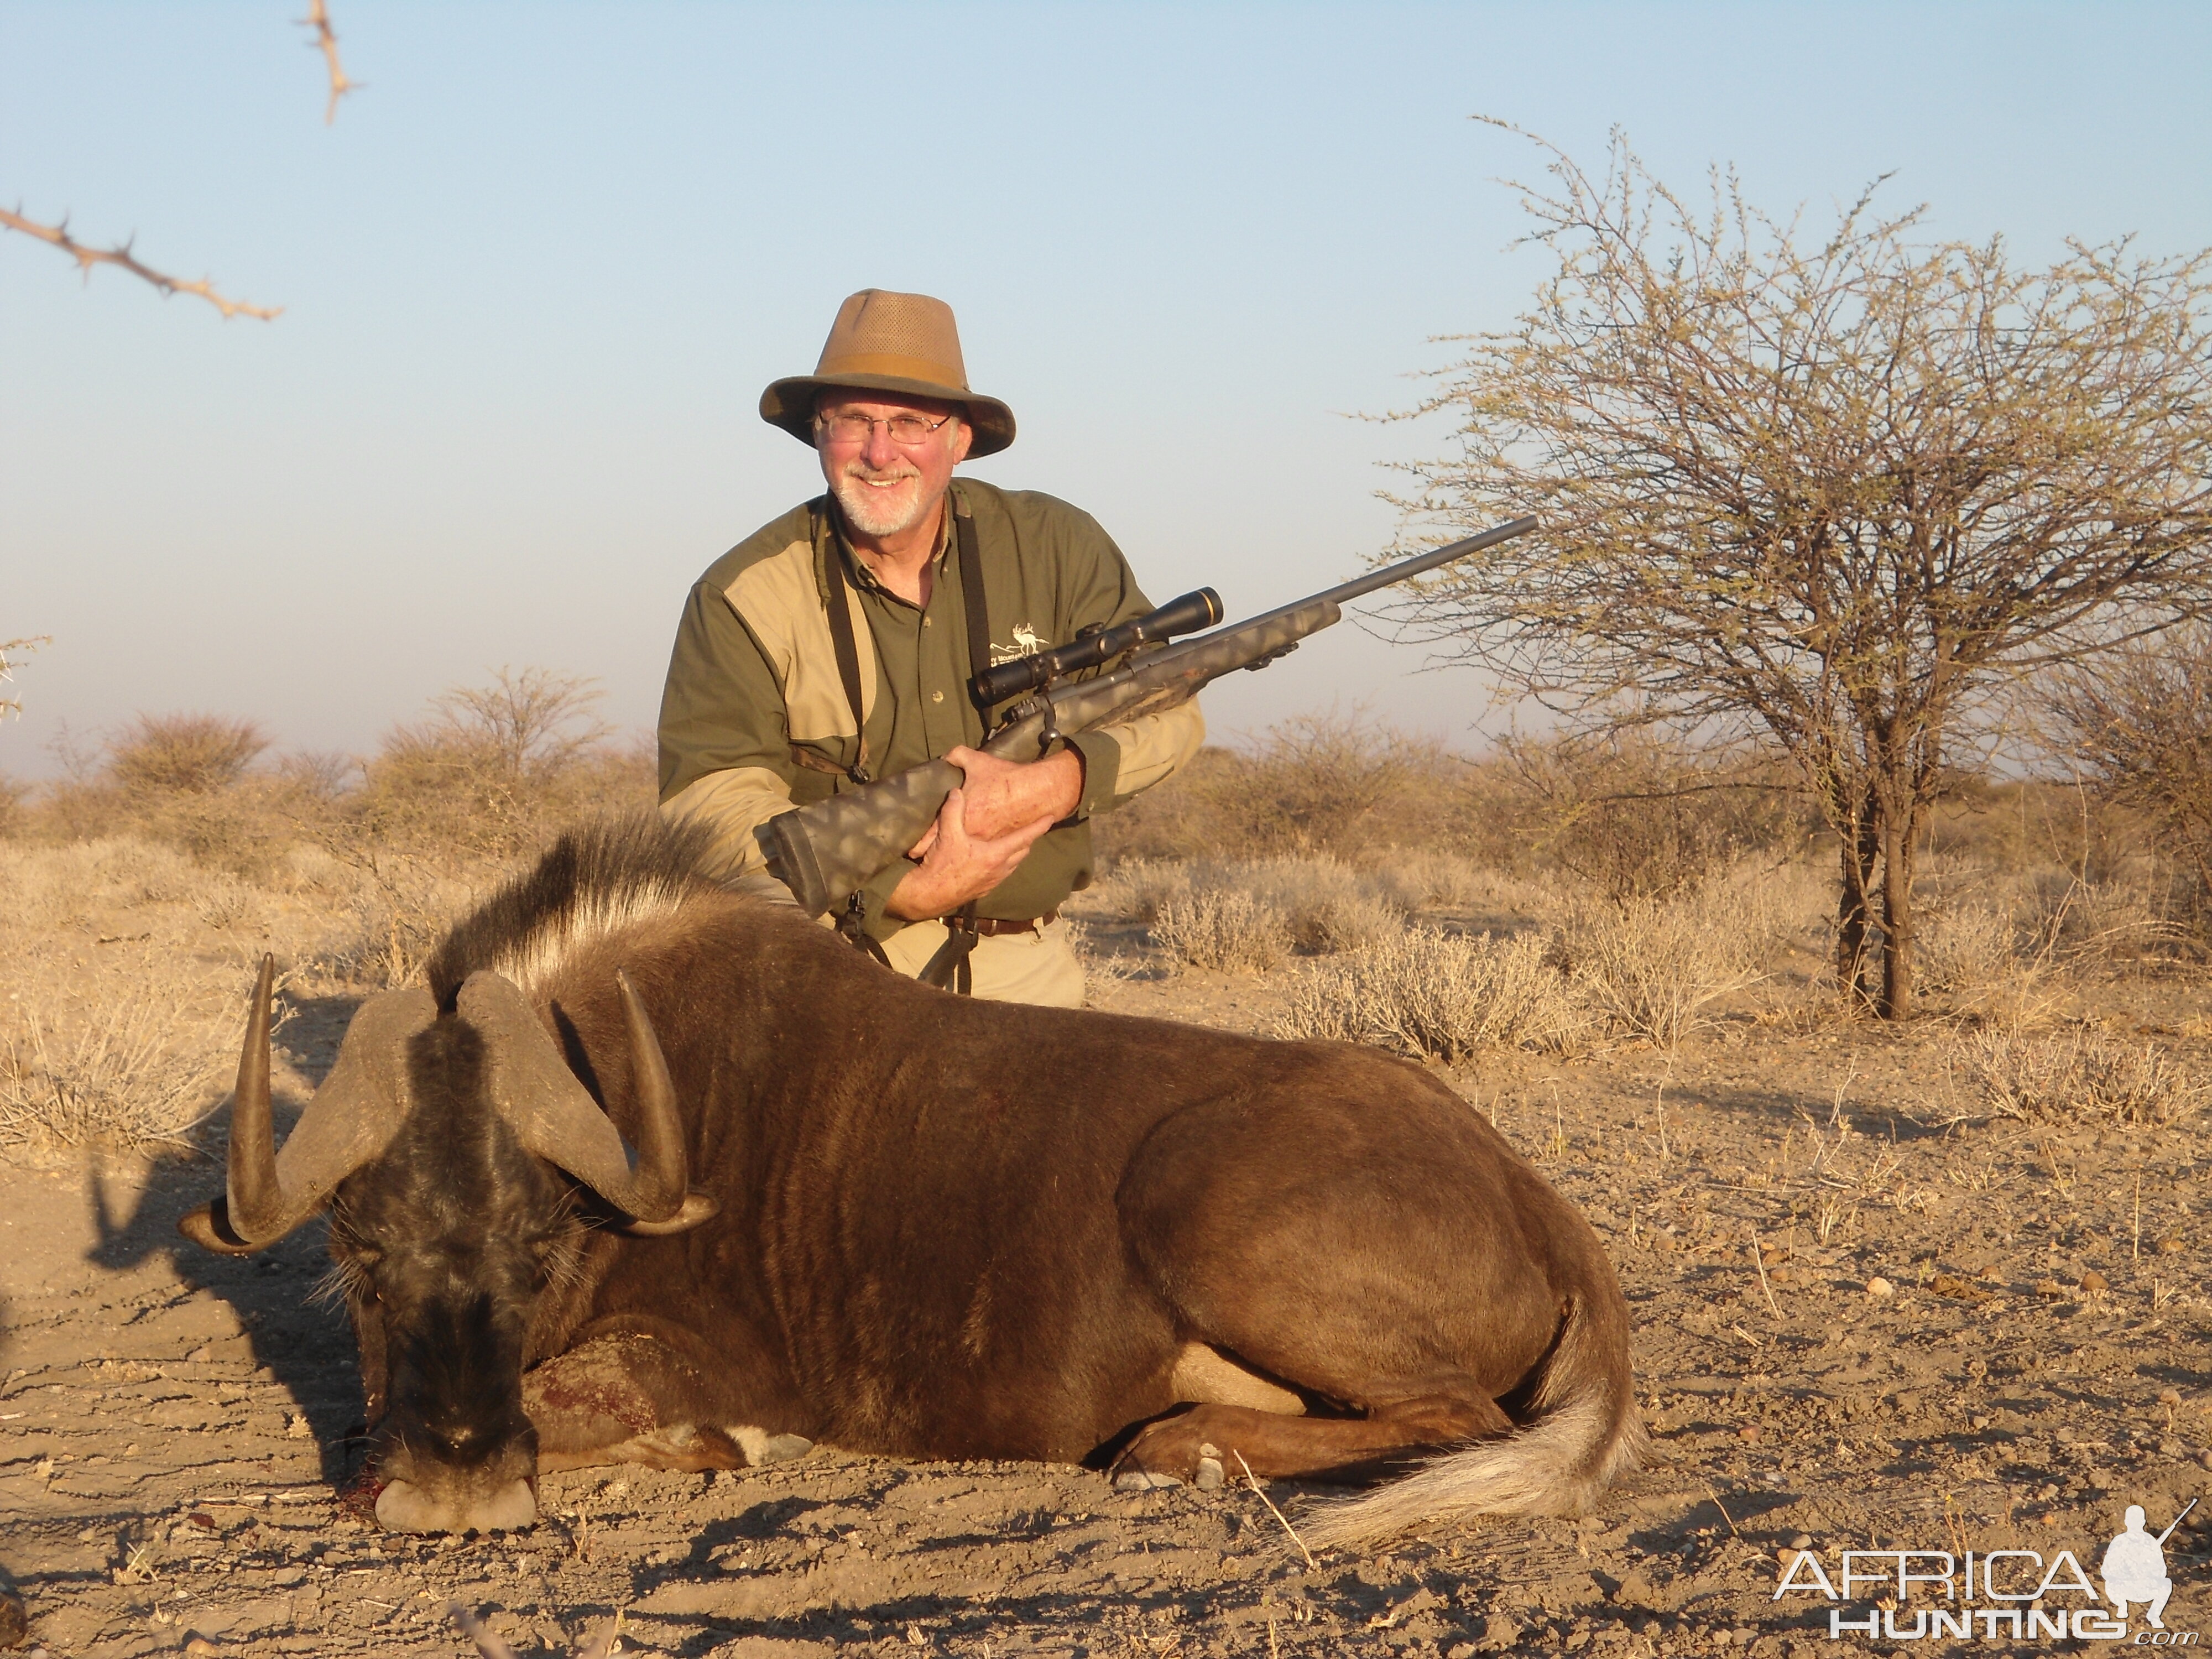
{"left": 757, "top": 513, "right": 1538, "bottom": 917}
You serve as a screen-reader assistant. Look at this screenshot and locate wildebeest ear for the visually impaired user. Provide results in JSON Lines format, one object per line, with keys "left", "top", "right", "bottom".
{"left": 178, "top": 1198, "right": 265, "bottom": 1256}
{"left": 619, "top": 1189, "right": 719, "bottom": 1237}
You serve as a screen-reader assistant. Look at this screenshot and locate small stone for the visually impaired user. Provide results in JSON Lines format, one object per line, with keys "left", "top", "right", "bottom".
{"left": 187, "top": 1348, "right": 211, "bottom": 1364}
{"left": 184, "top": 1642, "right": 222, "bottom": 1658}
{"left": 1193, "top": 1443, "right": 1225, "bottom": 1491}
{"left": 1866, "top": 1277, "right": 1895, "bottom": 1299}
{"left": 1791, "top": 1533, "right": 1813, "bottom": 1549}
{"left": 758, "top": 1434, "right": 813, "bottom": 1464}
{"left": 2161, "top": 1389, "right": 2184, "bottom": 1406}
{"left": 2158, "top": 1237, "right": 2184, "bottom": 1255}
{"left": 1970, "top": 1415, "right": 1990, "bottom": 1430}
{"left": 2198, "top": 1449, "right": 2212, "bottom": 1473}
{"left": 2079, "top": 1270, "right": 2109, "bottom": 1294}
{"left": 0, "top": 1589, "right": 26, "bottom": 1650}
{"left": 1737, "top": 1425, "right": 1762, "bottom": 1441}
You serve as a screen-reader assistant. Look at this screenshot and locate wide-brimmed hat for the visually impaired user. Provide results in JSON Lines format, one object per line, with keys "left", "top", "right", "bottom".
{"left": 760, "top": 290, "right": 1015, "bottom": 457}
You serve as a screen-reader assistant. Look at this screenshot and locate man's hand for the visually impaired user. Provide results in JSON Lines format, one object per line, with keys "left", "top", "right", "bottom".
{"left": 886, "top": 785, "right": 1058, "bottom": 921}
{"left": 904, "top": 745, "right": 1083, "bottom": 859}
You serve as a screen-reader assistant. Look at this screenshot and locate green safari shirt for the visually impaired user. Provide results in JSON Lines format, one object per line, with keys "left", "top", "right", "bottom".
{"left": 658, "top": 478, "right": 1205, "bottom": 941}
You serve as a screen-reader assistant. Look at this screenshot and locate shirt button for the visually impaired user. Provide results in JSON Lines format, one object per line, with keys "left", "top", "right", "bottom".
{"left": 931, "top": 690, "right": 945, "bottom": 703}
{"left": 922, "top": 616, "right": 932, "bottom": 628}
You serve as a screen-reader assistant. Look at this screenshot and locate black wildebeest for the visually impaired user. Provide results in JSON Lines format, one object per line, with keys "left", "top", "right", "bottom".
{"left": 180, "top": 821, "right": 1640, "bottom": 1541}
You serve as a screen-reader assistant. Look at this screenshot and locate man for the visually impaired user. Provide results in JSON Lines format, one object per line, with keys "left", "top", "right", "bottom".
{"left": 658, "top": 289, "right": 1204, "bottom": 1006}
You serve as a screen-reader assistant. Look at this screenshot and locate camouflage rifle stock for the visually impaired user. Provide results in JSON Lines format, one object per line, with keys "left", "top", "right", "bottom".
{"left": 757, "top": 514, "right": 1538, "bottom": 918}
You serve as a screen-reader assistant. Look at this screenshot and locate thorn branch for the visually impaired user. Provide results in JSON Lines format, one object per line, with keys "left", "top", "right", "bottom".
{"left": 0, "top": 206, "right": 281, "bottom": 321}
{"left": 299, "top": 0, "right": 360, "bottom": 124}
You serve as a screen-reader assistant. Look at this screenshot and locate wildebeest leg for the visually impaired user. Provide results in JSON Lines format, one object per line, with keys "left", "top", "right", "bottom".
{"left": 1114, "top": 1386, "right": 1514, "bottom": 1485}
{"left": 524, "top": 1319, "right": 812, "bottom": 1474}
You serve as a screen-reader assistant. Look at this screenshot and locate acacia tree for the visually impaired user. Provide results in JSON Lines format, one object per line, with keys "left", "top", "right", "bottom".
{"left": 1387, "top": 128, "right": 2212, "bottom": 1018}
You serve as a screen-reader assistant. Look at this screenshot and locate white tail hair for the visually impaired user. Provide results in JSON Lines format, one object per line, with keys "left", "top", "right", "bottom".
{"left": 1302, "top": 1293, "right": 1644, "bottom": 1549}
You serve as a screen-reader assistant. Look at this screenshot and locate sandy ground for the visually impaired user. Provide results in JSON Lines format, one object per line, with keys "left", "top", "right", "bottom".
{"left": 4, "top": 924, "right": 2210, "bottom": 1657}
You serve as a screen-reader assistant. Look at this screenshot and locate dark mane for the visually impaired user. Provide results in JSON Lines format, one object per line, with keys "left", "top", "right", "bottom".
{"left": 424, "top": 814, "right": 719, "bottom": 1009}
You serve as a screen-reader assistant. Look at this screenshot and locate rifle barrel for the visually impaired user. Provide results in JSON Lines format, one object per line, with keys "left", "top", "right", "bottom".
{"left": 1222, "top": 514, "right": 1538, "bottom": 639}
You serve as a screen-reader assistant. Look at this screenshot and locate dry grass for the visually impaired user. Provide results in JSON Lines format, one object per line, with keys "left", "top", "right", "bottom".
{"left": 0, "top": 954, "right": 241, "bottom": 1155}
{"left": 1958, "top": 1019, "right": 2209, "bottom": 1127}
{"left": 1273, "top": 927, "right": 1585, "bottom": 1061}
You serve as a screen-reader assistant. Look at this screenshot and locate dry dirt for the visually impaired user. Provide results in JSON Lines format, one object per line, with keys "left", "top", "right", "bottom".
{"left": 4, "top": 906, "right": 2211, "bottom": 1658}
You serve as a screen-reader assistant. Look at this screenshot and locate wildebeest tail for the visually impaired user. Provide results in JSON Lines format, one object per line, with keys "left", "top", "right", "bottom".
{"left": 1302, "top": 1287, "right": 1643, "bottom": 1549}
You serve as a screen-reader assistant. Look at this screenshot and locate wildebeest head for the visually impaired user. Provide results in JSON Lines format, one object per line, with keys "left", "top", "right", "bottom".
{"left": 179, "top": 956, "right": 715, "bottom": 1534}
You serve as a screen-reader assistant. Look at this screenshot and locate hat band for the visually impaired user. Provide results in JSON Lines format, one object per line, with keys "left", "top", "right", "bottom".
{"left": 814, "top": 351, "right": 969, "bottom": 391}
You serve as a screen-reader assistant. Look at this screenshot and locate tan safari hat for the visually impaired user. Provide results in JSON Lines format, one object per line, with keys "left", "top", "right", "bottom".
{"left": 760, "top": 289, "right": 1016, "bottom": 457}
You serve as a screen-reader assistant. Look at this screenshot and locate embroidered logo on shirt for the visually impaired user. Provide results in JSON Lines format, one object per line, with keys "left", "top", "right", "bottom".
{"left": 990, "top": 623, "right": 1046, "bottom": 664}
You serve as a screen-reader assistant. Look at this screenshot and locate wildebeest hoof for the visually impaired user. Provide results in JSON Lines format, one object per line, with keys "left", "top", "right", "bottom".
{"left": 732, "top": 1426, "right": 813, "bottom": 1465}
{"left": 1194, "top": 1443, "right": 1225, "bottom": 1491}
{"left": 1114, "top": 1467, "right": 1186, "bottom": 1492}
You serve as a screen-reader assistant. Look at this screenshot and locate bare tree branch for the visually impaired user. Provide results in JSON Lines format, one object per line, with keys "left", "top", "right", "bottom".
{"left": 2, "top": 637, "right": 50, "bottom": 721}
{"left": 299, "top": 1, "right": 359, "bottom": 126}
{"left": 0, "top": 206, "right": 280, "bottom": 320}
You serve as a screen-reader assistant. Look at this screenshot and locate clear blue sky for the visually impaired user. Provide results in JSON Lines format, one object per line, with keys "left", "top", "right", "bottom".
{"left": 5, "top": 2, "right": 2209, "bottom": 777}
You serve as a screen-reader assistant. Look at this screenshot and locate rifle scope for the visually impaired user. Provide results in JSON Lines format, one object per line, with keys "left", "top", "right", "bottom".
{"left": 971, "top": 587, "right": 1223, "bottom": 709}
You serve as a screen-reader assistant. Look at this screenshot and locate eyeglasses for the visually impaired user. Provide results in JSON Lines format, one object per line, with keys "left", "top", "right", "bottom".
{"left": 815, "top": 410, "right": 958, "bottom": 447}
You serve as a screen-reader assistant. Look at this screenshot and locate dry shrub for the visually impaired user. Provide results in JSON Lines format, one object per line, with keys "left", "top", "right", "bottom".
{"left": 1961, "top": 1022, "right": 2208, "bottom": 1126}
{"left": 1098, "top": 713, "right": 1477, "bottom": 863}
{"left": 1227, "top": 856, "right": 1412, "bottom": 953}
{"left": 1914, "top": 902, "right": 2019, "bottom": 994}
{"left": 1091, "top": 855, "right": 1414, "bottom": 961}
{"left": 317, "top": 844, "right": 487, "bottom": 988}
{"left": 1382, "top": 849, "right": 1494, "bottom": 910}
{"left": 1273, "top": 928, "right": 1584, "bottom": 1061}
{"left": 107, "top": 712, "right": 268, "bottom": 795}
{"left": 1150, "top": 889, "right": 1292, "bottom": 972}
{"left": 1500, "top": 729, "right": 1808, "bottom": 902}
{"left": 1557, "top": 884, "right": 1766, "bottom": 1047}
{"left": 0, "top": 983, "right": 237, "bottom": 1154}
{"left": 2043, "top": 625, "right": 2212, "bottom": 894}
{"left": 356, "top": 667, "right": 635, "bottom": 855}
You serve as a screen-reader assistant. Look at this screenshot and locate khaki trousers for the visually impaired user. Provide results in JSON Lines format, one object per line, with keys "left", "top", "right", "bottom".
{"left": 879, "top": 916, "right": 1087, "bottom": 1009}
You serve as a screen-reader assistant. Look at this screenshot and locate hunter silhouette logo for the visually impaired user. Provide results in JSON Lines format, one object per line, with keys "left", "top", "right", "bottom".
{"left": 1772, "top": 1498, "right": 2198, "bottom": 1643}
{"left": 2106, "top": 1501, "right": 2195, "bottom": 1631}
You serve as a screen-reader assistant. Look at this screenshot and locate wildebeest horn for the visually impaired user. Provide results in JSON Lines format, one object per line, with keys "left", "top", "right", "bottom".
{"left": 454, "top": 970, "right": 691, "bottom": 1224}
{"left": 180, "top": 954, "right": 432, "bottom": 1254}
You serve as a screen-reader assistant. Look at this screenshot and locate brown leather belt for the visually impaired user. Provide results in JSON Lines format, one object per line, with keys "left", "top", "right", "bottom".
{"left": 962, "top": 909, "right": 1059, "bottom": 938}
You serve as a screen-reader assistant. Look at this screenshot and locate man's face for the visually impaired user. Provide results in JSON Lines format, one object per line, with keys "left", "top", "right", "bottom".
{"left": 815, "top": 392, "right": 973, "bottom": 541}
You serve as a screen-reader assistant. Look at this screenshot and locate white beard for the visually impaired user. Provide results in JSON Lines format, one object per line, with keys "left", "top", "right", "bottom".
{"left": 831, "top": 463, "right": 936, "bottom": 539}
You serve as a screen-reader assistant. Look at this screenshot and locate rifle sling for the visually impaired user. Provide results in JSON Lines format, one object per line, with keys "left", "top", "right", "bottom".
{"left": 821, "top": 540, "right": 872, "bottom": 786}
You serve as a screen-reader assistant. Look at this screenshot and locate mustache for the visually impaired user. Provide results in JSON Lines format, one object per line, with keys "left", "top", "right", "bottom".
{"left": 839, "top": 458, "right": 922, "bottom": 484}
